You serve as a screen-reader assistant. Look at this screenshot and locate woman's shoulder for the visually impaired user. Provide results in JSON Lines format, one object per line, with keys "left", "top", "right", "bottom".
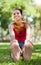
{"left": 8, "top": 22, "right": 15, "bottom": 29}
{"left": 22, "top": 20, "right": 31, "bottom": 29}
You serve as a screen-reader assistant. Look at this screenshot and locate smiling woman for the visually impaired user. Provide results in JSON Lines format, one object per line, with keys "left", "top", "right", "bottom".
{"left": 13, "top": 8, "right": 23, "bottom": 20}
{"left": 8, "top": 8, "right": 33, "bottom": 61}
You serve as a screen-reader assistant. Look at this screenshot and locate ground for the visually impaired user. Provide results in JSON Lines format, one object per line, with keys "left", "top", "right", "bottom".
{"left": 0, "top": 42, "right": 41, "bottom": 65}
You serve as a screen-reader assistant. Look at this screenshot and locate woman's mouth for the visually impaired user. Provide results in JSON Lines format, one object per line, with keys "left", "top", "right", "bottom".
{"left": 15, "top": 16, "right": 20, "bottom": 19}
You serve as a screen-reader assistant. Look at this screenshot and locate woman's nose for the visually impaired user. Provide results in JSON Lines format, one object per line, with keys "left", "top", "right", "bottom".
{"left": 15, "top": 13, "right": 18, "bottom": 16}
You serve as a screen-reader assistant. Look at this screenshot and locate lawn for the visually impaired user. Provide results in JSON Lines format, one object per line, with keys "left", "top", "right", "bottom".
{"left": 0, "top": 42, "right": 41, "bottom": 65}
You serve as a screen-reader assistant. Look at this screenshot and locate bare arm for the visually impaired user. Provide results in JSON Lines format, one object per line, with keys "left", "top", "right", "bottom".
{"left": 26, "top": 26, "right": 31, "bottom": 41}
{"left": 25, "top": 24, "right": 32, "bottom": 44}
{"left": 8, "top": 23, "right": 18, "bottom": 44}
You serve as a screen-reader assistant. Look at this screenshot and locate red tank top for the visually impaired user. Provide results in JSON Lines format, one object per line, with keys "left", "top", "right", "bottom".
{"left": 13, "top": 22, "right": 26, "bottom": 42}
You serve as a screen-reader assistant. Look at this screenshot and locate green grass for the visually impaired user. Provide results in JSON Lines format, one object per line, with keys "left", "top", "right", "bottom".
{"left": 0, "top": 42, "right": 41, "bottom": 65}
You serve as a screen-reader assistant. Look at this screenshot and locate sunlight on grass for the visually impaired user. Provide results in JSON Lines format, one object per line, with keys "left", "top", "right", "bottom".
{"left": 0, "top": 42, "right": 41, "bottom": 65}
{"left": 31, "top": 53, "right": 41, "bottom": 59}
{"left": 32, "top": 53, "right": 41, "bottom": 57}
{"left": 0, "top": 42, "right": 10, "bottom": 45}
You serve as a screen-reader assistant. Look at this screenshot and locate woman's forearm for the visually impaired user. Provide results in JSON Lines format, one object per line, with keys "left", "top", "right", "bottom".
{"left": 25, "top": 25, "right": 32, "bottom": 44}
{"left": 8, "top": 23, "right": 18, "bottom": 43}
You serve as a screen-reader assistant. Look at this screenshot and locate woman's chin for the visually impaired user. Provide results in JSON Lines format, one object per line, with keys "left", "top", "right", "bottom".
{"left": 15, "top": 18, "right": 20, "bottom": 21}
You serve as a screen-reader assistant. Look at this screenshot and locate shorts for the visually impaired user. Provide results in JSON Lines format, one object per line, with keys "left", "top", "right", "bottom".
{"left": 19, "top": 42, "right": 25, "bottom": 49}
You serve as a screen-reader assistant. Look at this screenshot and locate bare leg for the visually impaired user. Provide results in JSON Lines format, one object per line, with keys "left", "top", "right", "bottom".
{"left": 23, "top": 41, "right": 33, "bottom": 60}
{"left": 10, "top": 42, "right": 21, "bottom": 61}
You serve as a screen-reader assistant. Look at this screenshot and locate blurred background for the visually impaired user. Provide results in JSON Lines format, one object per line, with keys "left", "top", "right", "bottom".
{"left": 0, "top": 0, "right": 41, "bottom": 43}
{"left": 0, "top": 0, "right": 41, "bottom": 65}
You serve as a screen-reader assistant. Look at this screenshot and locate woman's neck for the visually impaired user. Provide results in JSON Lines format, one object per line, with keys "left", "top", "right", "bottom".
{"left": 15, "top": 19, "right": 22, "bottom": 24}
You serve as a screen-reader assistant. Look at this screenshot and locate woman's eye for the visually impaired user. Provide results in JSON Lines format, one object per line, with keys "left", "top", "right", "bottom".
{"left": 14, "top": 13, "right": 15, "bottom": 15}
{"left": 13, "top": 12, "right": 19, "bottom": 15}
{"left": 17, "top": 12, "right": 19, "bottom": 14}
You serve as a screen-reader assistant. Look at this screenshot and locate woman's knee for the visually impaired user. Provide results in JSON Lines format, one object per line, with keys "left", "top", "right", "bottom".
{"left": 10, "top": 43, "right": 19, "bottom": 50}
{"left": 24, "top": 41, "right": 33, "bottom": 49}
{"left": 10, "top": 44, "right": 13, "bottom": 51}
{"left": 10, "top": 43, "right": 16, "bottom": 50}
{"left": 28, "top": 42, "right": 33, "bottom": 49}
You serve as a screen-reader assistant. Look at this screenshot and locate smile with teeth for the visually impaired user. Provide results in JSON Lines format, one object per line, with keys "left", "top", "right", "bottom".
{"left": 15, "top": 16, "right": 19, "bottom": 18}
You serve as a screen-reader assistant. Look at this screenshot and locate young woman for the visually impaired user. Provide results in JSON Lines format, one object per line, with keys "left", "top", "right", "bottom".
{"left": 8, "top": 8, "right": 33, "bottom": 61}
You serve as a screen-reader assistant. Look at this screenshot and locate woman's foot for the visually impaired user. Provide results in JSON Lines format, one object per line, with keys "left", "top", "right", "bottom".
{"left": 23, "top": 42, "right": 33, "bottom": 60}
{"left": 11, "top": 43, "right": 21, "bottom": 61}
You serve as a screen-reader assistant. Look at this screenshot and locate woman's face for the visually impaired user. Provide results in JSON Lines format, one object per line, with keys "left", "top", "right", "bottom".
{"left": 13, "top": 10, "right": 22, "bottom": 21}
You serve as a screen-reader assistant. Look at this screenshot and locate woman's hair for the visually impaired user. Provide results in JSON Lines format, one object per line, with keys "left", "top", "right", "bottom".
{"left": 14, "top": 8, "right": 23, "bottom": 15}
